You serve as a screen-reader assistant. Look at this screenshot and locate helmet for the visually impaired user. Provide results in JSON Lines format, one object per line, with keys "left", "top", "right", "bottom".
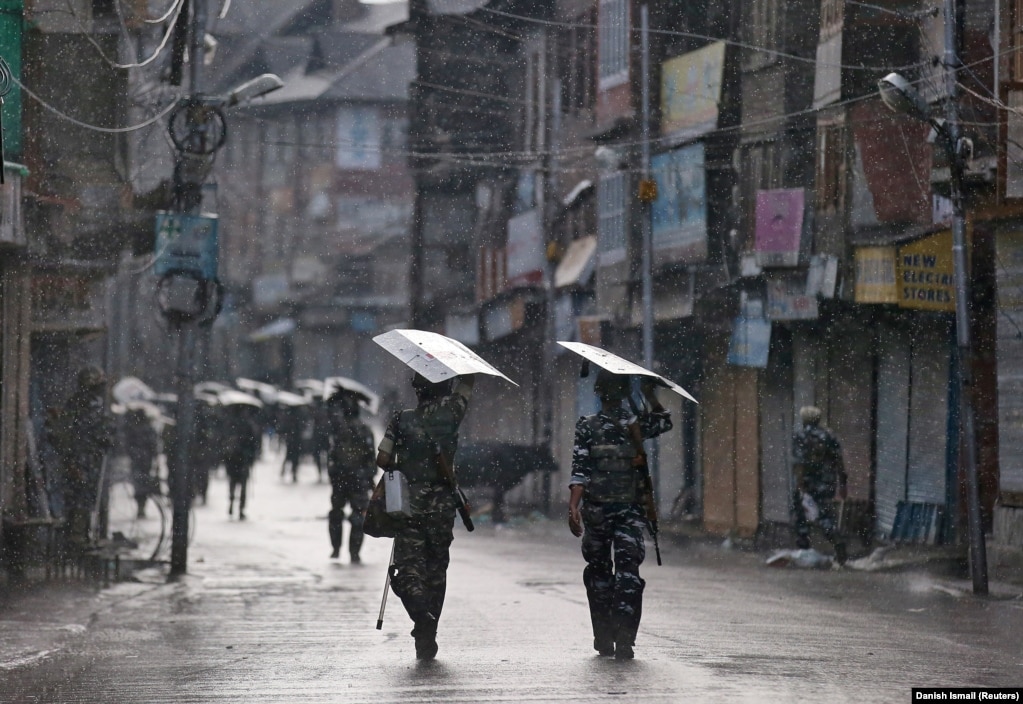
{"left": 77, "top": 365, "right": 106, "bottom": 390}
{"left": 799, "top": 405, "right": 822, "bottom": 425}
{"left": 411, "top": 373, "right": 451, "bottom": 401}
{"left": 593, "top": 369, "right": 629, "bottom": 403}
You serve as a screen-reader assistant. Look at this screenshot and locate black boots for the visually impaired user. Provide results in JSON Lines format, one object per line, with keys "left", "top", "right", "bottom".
{"left": 412, "top": 612, "right": 438, "bottom": 660}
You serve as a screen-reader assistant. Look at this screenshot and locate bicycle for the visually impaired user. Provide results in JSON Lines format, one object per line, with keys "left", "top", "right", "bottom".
{"left": 105, "top": 457, "right": 196, "bottom": 563}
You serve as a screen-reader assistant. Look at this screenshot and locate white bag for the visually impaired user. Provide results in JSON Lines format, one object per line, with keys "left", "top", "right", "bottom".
{"left": 384, "top": 470, "right": 411, "bottom": 517}
{"left": 800, "top": 491, "right": 820, "bottom": 522}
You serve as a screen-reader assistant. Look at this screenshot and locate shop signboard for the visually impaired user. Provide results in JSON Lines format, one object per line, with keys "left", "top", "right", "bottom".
{"left": 896, "top": 230, "right": 956, "bottom": 312}
{"left": 651, "top": 142, "right": 707, "bottom": 265}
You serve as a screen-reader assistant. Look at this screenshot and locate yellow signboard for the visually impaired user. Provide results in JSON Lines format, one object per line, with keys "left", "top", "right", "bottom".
{"left": 660, "top": 42, "right": 725, "bottom": 140}
{"left": 854, "top": 246, "right": 897, "bottom": 304}
{"left": 896, "top": 230, "right": 956, "bottom": 312}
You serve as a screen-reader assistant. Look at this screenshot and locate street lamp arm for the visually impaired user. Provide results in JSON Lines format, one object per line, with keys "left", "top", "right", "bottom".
{"left": 224, "top": 73, "right": 284, "bottom": 108}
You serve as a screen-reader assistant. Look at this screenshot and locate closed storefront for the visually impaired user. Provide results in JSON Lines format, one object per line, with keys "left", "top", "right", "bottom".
{"left": 759, "top": 327, "right": 793, "bottom": 527}
{"left": 701, "top": 330, "right": 760, "bottom": 537}
{"left": 873, "top": 314, "right": 953, "bottom": 539}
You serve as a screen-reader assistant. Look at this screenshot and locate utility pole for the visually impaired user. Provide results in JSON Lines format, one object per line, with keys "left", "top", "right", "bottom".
{"left": 943, "top": 0, "right": 988, "bottom": 595}
{"left": 168, "top": 0, "right": 209, "bottom": 579}
{"left": 638, "top": 4, "right": 660, "bottom": 501}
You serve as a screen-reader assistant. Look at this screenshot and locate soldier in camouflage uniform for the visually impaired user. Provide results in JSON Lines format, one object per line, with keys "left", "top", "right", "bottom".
{"left": 57, "top": 366, "right": 114, "bottom": 552}
{"left": 375, "top": 373, "right": 475, "bottom": 660}
{"left": 325, "top": 390, "right": 375, "bottom": 562}
{"left": 791, "top": 405, "right": 848, "bottom": 565}
{"left": 568, "top": 370, "right": 673, "bottom": 660}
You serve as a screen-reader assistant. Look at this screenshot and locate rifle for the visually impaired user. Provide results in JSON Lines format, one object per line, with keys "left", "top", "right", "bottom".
{"left": 436, "top": 447, "right": 475, "bottom": 532}
{"left": 629, "top": 421, "right": 662, "bottom": 566}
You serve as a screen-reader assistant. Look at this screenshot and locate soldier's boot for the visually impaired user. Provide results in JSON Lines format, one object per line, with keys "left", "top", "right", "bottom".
{"left": 584, "top": 569, "right": 615, "bottom": 656}
{"left": 411, "top": 611, "right": 438, "bottom": 660}
{"left": 834, "top": 542, "right": 848, "bottom": 566}
{"left": 328, "top": 509, "right": 343, "bottom": 559}
{"left": 613, "top": 581, "right": 644, "bottom": 660}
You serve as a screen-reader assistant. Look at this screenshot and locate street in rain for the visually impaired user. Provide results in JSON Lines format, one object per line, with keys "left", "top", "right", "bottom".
{"left": 3, "top": 0, "right": 1023, "bottom": 703}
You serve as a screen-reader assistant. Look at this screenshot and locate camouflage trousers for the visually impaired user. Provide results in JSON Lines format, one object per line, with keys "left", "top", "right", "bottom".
{"left": 580, "top": 500, "right": 647, "bottom": 649}
{"left": 328, "top": 473, "right": 370, "bottom": 558}
{"left": 390, "top": 485, "right": 456, "bottom": 630}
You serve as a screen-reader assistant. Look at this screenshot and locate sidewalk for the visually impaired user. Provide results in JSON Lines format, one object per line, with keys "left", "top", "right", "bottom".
{"left": 658, "top": 515, "right": 1023, "bottom": 598}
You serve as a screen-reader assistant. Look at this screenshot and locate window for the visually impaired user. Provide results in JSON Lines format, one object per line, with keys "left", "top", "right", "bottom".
{"left": 815, "top": 123, "right": 846, "bottom": 213}
{"left": 820, "top": 0, "right": 842, "bottom": 36}
{"left": 597, "top": 172, "right": 627, "bottom": 265}
{"left": 1014, "top": 0, "right": 1023, "bottom": 81}
{"left": 93, "top": 0, "right": 116, "bottom": 18}
{"left": 598, "top": 0, "right": 629, "bottom": 89}
{"left": 744, "top": 0, "right": 780, "bottom": 70}
{"left": 558, "top": 13, "right": 596, "bottom": 114}
{"left": 737, "top": 142, "right": 782, "bottom": 241}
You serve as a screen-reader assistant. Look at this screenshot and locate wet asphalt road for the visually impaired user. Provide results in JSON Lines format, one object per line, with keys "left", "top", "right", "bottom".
{"left": 3, "top": 450, "right": 1023, "bottom": 703}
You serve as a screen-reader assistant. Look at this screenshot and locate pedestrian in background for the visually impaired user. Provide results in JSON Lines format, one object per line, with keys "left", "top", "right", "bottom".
{"left": 791, "top": 405, "right": 848, "bottom": 565}
{"left": 224, "top": 403, "right": 263, "bottom": 520}
{"left": 123, "top": 408, "right": 159, "bottom": 518}
{"left": 567, "top": 371, "right": 672, "bottom": 660}
{"left": 375, "top": 373, "right": 475, "bottom": 660}
{"left": 56, "top": 366, "right": 113, "bottom": 552}
{"left": 325, "top": 389, "right": 375, "bottom": 562}
{"left": 279, "top": 405, "right": 304, "bottom": 482}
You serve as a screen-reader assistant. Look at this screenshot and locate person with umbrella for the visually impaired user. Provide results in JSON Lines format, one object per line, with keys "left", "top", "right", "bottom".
{"left": 371, "top": 329, "right": 515, "bottom": 660}
{"left": 559, "top": 342, "right": 696, "bottom": 661}
{"left": 325, "top": 387, "right": 375, "bottom": 562}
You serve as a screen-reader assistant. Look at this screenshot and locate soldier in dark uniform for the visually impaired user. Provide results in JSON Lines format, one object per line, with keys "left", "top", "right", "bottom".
{"left": 791, "top": 405, "right": 848, "bottom": 565}
{"left": 223, "top": 404, "right": 263, "bottom": 520}
{"left": 57, "top": 366, "right": 114, "bottom": 552}
{"left": 568, "top": 370, "right": 672, "bottom": 660}
{"left": 123, "top": 408, "right": 159, "bottom": 518}
{"left": 325, "top": 390, "right": 375, "bottom": 562}
{"left": 375, "top": 373, "right": 475, "bottom": 660}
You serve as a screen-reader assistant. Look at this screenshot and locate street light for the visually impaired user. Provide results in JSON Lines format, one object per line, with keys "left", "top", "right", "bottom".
{"left": 877, "top": 68, "right": 988, "bottom": 595}
{"left": 225, "top": 73, "right": 284, "bottom": 108}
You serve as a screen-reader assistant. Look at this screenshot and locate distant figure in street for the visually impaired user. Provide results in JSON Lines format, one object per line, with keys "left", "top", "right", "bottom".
{"left": 279, "top": 405, "right": 304, "bottom": 482}
{"left": 791, "top": 405, "right": 848, "bottom": 565}
{"left": 312, "top": 399, "right": 331, "bottom": 482}
{"left": 56, "top": 366, "right": 114, "bottom": 552}
{"left": 325, "top": 390, "right": 375, "bottom": 562}
{"left": 123, "top": 408, "right": 159, "bottom": 518}
{"left": 224, "top": 404, "right": 263, "bottom": 520}
{"left": 375, "top": 373, "right": 475, "bottom": 660}
{"left": 568, "top": 371, "right": 672, "bottom": 660}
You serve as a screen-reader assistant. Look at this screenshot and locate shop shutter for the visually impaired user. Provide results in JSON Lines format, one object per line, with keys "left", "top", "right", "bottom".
{"left": 996, "top": 231, "right": 1023, "bottom": 494}
{"left": 827, "top": 326, "right": 873, "bottom": 502}
{"left": 760, "top": 329, "right": 793, "bottom": 524}
{"left": 906, "top": 318, "right": 951, "bottom": 506}
{"left": 875, "top": 323, "right": 910, "bottom": 536}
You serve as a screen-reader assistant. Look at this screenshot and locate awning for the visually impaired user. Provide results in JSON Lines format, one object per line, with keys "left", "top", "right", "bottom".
{"left": 248, "top": 317, "right": 296, "bottom": 342}
{"left": 554, "top": 236, "right": 597, "bottom": 289}
{"left": 562, "top": 179, "right": 593, "bottom": 208}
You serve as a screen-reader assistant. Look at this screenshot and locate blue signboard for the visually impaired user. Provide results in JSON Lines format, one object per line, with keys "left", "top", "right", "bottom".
{"left": 651, "top": 142, "right": 707, "bottom": 264}
{"left": 727, "top": 315, "right": 771, "bottom": 368}
{"left": 154, "top": 212, "right": 219, "bottom": 280}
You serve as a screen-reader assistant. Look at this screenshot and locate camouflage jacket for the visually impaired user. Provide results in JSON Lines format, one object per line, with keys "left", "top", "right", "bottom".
{"left": 570, "top": 407, "right": 672, "bottom": 492}
{"left": 792, "top": 423, "right": 846, "bottom": 495}
{"left": 328, "top": 415, "right": 375, "bottom": 482}
{"left": 378, "top": 377, "right": 472, "bottom": 486}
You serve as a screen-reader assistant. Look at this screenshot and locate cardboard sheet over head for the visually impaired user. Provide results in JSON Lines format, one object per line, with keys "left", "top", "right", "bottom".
{"left": 373, "top": 329, "right": 517, "bottom": 386}
{"left": 557, "top": 341, "right": 698, "bottom": 404}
